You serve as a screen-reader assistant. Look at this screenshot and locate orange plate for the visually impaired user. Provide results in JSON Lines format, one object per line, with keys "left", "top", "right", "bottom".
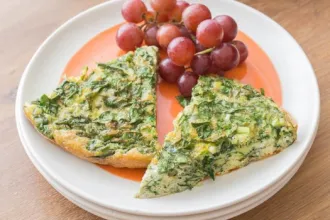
{"left": 63, "top": 24, "right": 282, "bottom": 182}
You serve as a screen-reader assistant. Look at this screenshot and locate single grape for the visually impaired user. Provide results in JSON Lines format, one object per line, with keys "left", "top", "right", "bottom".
{"left": 151, "top": 0, "right": 176, "bottom": 12}
{"left": 208, "top": 62, "right": 225, "bottom": 76}
{"left": 167, "top": 37, "right": 196, "bottom": 66}
{"left": 191, "top": 54, "right": 212, "bottom": 75}
{"left": 211, "top": 43, "right": 240, "bottom": 71}
{"left": 214, "top": 15, "right": 238, "bottom": 42}
{"left": 168, "top": 1, "right": 190, "bottom": 22}
{"left": 116, "top": 23, "right": 144, "bottom": 51}
{"left": 195, "top": 41, "right": 206, "bottom": 52}
{"left": 144, "top": 25, "right": 159, "bottom": 46}
{"left": 178, "top": 71, "right": 199, "bottom": 97}
{"left": 159, "top": 58, "right": 185, "bottom": 83}
{"left": 232, "top": 40, "right": 248, "bottom": 64}
{"left": 178, "top": 25, "right": 192, "bottom": 39}
{"left": 182, "top": 4, "right": 212, "bottom": 33}
{"left": 177, "top": 0, "right": 190, "bottom": 11}
{"left": 121, "top": 0, "right": 147, "bottom": 23}
{"left": 168, "top": 7, "right": 182, "bottom": 22}
{"left": 156, "top": 11, "right": 170, "bottom": 22}
{"left": 156, "top": 24, "right": 182, "bottom": 49}
{"left": 143, "top": 11, "right": 169, "bottom": 23}
{"left": 196, "top": 19, "right": 224, "bottom": 48}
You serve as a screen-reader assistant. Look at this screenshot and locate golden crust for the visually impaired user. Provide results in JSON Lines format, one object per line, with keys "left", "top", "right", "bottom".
{"left": 24, "top": 105, "right": 153, "bottom": 168}
{"left": 283, "top": 108, "right": 298, "bottom": 132}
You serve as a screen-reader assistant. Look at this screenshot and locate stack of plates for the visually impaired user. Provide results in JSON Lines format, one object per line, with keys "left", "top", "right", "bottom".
{"left": 16, "top": 0, "right": 319, "bottom": 219}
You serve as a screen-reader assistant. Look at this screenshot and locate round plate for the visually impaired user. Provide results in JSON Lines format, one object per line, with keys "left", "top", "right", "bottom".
{"left": 19, "top": 122, "right": 309, "bottom": 220}
{"left": 16, "top": 0, "right": 319, "bottom": 217}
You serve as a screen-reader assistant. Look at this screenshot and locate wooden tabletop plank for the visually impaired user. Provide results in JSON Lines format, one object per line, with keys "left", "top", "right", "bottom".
{"left": 1, "top": 0, "right": 329, "bottom": 219}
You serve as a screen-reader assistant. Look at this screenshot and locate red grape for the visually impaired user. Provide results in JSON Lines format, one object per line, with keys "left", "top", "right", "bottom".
{"left": 178, "top": 71, "right": 198, "bottom": 97}
{"left": 144, "top": 25, "right": 159, "bottom": 46}
{"left": 232, "top": 40, "right": 248, "bottom": 64}
{"left": 214, "top": 15, "right": 238, "bottom": 42}
{"left": 177, "top": 0, "right": 190, "bottom": 11}
{"left": 167, "top": 37, "right": 196, "bottom": 66}
{"left": 191, "top": 54, "right": 212, "bottom": 75}
{"left": 159, "top": 58, "right": 185, "bottom": 83}
{"left": 116, "top": 23, "right": 144, "bottom": 51}
{"left": 156, "top": 24, "right": 182, "bottom": 49}
{"left": 208, "top": 62, "right": 225, "bottom": 76}
{"left": 156, "top": 11, "right": 170, "bottom": 22}
{"left": 168, "top": 8, "right": 181, "bottom": 22}
{"left": 178, "top": 25, "right": 192, "bottom": 39}
{"left": 196, "top": 19, "right": 224, "bottom": 48}
{"left": 182, "top": 4, "right": 211, "bottom": 33}
{"left": 121, "top": 0, "right": 147, "bottom": 23}
{"left": 151, "top": 0, "right": 176, "bottom": 12}
{"left": 168, "top": 1, "right": 190, "bottom": 22}
{"left": 211, "top": 43, "right": 240, "bottom": 71}
{"left": 143, "top": 10, "right": 169, "bottom": 23}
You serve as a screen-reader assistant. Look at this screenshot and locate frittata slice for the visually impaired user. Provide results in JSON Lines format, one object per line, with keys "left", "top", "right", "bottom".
{"left": 137, "top": 76, "right": 297, "bottom": 198}
{"left": 24, "top": 46, "right": 160, "bottom": 168}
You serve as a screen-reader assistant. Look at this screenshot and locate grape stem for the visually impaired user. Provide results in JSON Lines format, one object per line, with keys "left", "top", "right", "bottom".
{"left": 195, "top": 47, "right": 214, "bottom": 55}
{"left": 190, "top": 34, "right": 196, "bottom": 43}
{"left": 139, "top": 23, "right": 147, "bottom": 30}
{"left": 170, "top": 21, "right": 184, "bottom": 25}
{"left": 142, "top": 13, "right": 155, "bottom": 25}
{"left": 155, "top": 12, "right": 159, "bottom": 23}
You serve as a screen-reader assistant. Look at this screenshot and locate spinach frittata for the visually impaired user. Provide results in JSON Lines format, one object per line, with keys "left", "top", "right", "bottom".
{"left": 24, "top": 46, "right": 160, "bottom": 168}
{"left": 137, "top": 76, "right": 297, "bottom": 198}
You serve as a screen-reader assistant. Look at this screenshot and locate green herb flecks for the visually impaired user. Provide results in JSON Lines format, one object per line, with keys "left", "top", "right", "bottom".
{"left": 26, "top": 46, "right": 159, "bottom": 157}
{"left": 176, "top": 95, "right": 191, "bottom": 107}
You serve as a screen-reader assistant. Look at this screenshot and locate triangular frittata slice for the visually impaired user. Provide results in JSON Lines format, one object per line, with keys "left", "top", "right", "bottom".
{"left": 24, "top": 46, "right": 160, "bottom": 168}
{"left": 137, "top": 76, "right": 297, "bottom": 198}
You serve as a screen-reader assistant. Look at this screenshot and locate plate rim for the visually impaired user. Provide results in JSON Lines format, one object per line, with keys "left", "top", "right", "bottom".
{"left": 19, "top": 121, "right": 309, "bottom": 220}
{"left": 15, "top": 0, "right": 320, "bottom": 216}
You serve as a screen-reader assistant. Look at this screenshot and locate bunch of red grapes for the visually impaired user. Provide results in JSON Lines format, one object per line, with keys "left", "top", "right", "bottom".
{"left": 117, "top": 0, "right": 249, "bottom": 97}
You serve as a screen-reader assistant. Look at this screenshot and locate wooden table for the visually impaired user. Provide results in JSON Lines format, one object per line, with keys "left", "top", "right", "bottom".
{"left": 1, "top": 0, "right": 329, "bottom": 219}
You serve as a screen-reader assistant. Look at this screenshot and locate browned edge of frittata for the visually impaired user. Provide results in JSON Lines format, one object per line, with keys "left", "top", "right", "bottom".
{"left": 23, "top": 105, "right": 154, "bottom": 168}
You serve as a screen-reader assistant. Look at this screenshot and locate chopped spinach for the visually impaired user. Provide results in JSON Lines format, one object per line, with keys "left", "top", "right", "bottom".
{"left": 192, "top": 122, "right": 212, "bottom": 139}
{"left": 32, "top": 94, "right": 59, "bottom": 115}
{"left": 138, "top": 76, "right": 297, "bottom": 198}
{"left": 26, "top": 46, "right": 159, "bottom": 158}
{"left": 202, "top": 156, "right": 215, "bottom": 180}
{"left": 54, "top": 81, "right": 79, "bottom": 100}
{"left": 260, "top": 88, "right": 265, "bottom": 96}
{"left": 176, "top": 95, "right": 191, "bottom": 107}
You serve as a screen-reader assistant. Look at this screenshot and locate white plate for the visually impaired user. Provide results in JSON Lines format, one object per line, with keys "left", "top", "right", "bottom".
{"left": 16, "top": 0, "right": 319, "bottom": 217}
{"left": 20, "top": 122, "right": 309, "bottom": 220}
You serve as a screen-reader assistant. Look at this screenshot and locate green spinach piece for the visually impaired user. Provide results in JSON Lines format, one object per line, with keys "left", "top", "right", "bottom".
{"left": 55, "top": 116, "right": 90, "bottom": 128}
{"left": 192, "top": 122, "right": 212, "bottom": 139}
{"left": 32, "top": 94, "right": 59, "bottom": 115}
{"left": 176, "top": 96, "right": 191, "bottom": 107}
{"left": 202, "top": 155, "right": 215, "bottom": 180}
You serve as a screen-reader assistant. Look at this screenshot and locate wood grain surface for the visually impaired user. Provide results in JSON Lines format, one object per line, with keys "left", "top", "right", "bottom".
{"left": 0, "top": 0, "right": 329, "bottom": 219}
